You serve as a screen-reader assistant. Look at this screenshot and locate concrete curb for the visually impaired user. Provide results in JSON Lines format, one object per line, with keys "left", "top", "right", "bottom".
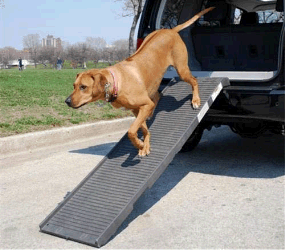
{"left": 0, "top": 117, "right": 135, "bottom": 156}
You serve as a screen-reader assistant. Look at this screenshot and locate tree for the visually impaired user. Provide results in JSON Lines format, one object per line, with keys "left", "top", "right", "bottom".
{"left": 38, "top": 46, "right": 56, "bottom": 67}
{"left": 66, "top": 45, "right": 80, "bottom": 68}
{"left": 112, "top": 39, "right": 129, "bottom": 61}
{"left": 102, "top": 46, "right": 115, "bottom": 64}
{"left": 115, "top": 0, "right": 145, "bottom": 56}
{"left": 88, "top": 48, "right": 102, "bottom": 66}
{"left": 77, "top": 42, "right": 89, "bottom": 67}
{"left": 22, "top": 34, "right": 40, "bottom": 67}
{"left": 66, "top": 42, "right": 89, "bottom": 68}
{"left": 259, "top": 10, "right": 284, "bottom": 23}
{"left": 0, "top": 47, "right": 18, "bottom": 68}
{"left": 85, "top": 37, "right": 107, "bottom": 65}
{"left": 85, "top": 37, "right": 107, "bottom": 50}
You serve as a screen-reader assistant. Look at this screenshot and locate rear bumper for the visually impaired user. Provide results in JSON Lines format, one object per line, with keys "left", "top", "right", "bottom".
{"left": 205, "top": 86, "right": 285, "bottom": 123}
{"left": 160, "top": 76, "right": 285, "bottom": 123}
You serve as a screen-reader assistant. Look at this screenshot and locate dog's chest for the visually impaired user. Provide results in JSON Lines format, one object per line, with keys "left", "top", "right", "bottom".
{"left": 110, "top": 102, "right": 123, "bottom": 109}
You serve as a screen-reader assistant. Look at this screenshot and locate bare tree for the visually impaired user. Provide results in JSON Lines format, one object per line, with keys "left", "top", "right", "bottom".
{"left": 77, "top": 42, "right": 89, "bottom": 68}
{"left": 115, "top": 0, "right": 145, "bottom": 56}
{"left": 112, "top": 39, "right": 129, "bottom": 61}
{"left": 259, "top": 10, "right": 284, "bottom": 23}
{"left": 38, "top": 46, "right": 57, "bottom": 67}
{"left": 85, "top": 37, "right": 107, "bottom": 65}
{"left": 61, "top": 40, "right": 71, "bottom": 50}
{"left": 66, "top": 45, "right": 80, "bottom": 69}
{"left": 160, "top": 0, "right": 186, "bottom": 28}
{"left": 22, "top": 34, "right": 40, "bottom": 67}
{"left": 88, "top": 48, "right": 102, "bottom": 66}
{"left": 66, "top": 42, "right": 89, "bottom": 68}
{"left": 0, "top": 47, "right": 18, "bottom": 68}
{"left": 85, "top": 37, "right": 107, "bottom": 50}
{"left": 102, "top": 46, "right": 115, "bottom": 64}
{"left": 234, "top": 9, "right": 284, "bottom": 25}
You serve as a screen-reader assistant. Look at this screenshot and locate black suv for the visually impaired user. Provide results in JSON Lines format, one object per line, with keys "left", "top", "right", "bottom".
{"left": 138, "top": 0, "right": 284, "bottom": 150}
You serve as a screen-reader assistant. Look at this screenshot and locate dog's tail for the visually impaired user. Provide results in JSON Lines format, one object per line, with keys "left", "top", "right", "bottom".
{"left": 172, "top": 7, "right": 215, "bottom": 33}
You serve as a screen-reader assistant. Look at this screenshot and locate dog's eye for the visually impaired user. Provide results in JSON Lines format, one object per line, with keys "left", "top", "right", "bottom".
{"left": 80, "top": 85, "right": 87, "bottom": 91}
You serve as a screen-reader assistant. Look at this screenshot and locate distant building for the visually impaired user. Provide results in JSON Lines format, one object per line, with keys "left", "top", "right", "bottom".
{"left": 42, "top": 35, "right": 62, "bottom": 50}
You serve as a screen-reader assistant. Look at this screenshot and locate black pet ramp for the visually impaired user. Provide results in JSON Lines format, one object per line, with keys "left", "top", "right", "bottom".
{"left": 39, "top": 77, "right": 229, "bottom": 247}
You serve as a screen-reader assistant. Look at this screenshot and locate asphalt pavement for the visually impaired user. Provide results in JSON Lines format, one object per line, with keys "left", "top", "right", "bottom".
{"left": 1, "top": 125, "right": 284, "bottom": 249}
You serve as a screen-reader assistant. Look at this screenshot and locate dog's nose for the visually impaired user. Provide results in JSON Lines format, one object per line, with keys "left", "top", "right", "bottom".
{"left": 65, "top": 96, "right": 72, "bottom": 107}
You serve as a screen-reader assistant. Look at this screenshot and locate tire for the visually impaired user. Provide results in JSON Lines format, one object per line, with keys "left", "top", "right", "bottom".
{"left": 180, "top": 127, "right": 204, "bottom": 152}
{"left": 230, "top": 122, "right": 267, "bottom": 138}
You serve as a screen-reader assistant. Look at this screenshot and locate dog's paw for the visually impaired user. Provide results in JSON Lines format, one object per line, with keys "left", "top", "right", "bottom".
{"left": 192, "top": 98, "right": 201, "bottom": 109}
{"left": 138, "top": 143, "right": 150, "bottom": 157}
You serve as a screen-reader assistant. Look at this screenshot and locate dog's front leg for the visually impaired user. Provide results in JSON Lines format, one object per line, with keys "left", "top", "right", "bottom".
{"left": 128, "top": 103, "right": 154, "bottom": 156}
{"left": 139, "top": 121, "right": 150, "bottom": 156}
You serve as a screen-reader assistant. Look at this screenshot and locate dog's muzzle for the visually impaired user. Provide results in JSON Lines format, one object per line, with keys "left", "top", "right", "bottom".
{"left": 65, "top": 96, "right": 72, "bottom": 107}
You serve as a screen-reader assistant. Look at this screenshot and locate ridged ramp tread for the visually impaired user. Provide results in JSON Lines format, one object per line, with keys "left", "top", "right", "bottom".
{"left": 40, "top": 77, "right": 229, "bottom": 247}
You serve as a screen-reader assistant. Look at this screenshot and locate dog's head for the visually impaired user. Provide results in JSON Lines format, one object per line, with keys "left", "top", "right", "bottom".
{"left": 65, "top": 70, "right": 107, "bottom": 109}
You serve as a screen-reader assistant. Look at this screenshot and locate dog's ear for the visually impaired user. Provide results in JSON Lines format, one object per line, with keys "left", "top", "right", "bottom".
{"left": 76, "top": 73, "right": 80, "bottom": 79}
{"left": 91, "top": 73, "right": 107, "bottom": 93}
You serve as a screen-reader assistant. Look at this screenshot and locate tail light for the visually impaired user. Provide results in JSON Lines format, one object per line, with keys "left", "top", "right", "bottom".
{"left": 136, "top": 38, "right": 144, "bottom": 50}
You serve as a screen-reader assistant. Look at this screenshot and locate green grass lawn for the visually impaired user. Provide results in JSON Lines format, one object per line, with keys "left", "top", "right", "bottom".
{"left": 0, "top": 68, "right": 132, "bottom": 137}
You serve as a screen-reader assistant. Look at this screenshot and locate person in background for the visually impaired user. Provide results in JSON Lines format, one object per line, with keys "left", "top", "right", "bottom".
{"left": 18, "top": 57, "right": 23, "bottom": 71}
{"left": 57, "top": 57, "right": 62, "bottom": 70}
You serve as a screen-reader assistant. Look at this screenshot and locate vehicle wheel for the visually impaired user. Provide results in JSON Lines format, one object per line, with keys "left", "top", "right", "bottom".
{"left": 230, "top": 122, "right": 267, "bottom": 138}
{"left": 180, "top": 127, "right": 204, "bottom": 152}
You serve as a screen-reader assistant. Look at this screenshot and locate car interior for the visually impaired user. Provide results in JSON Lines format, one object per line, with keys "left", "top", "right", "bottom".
{"left": 157, "top": 0, "right": 284, "bottom": 81}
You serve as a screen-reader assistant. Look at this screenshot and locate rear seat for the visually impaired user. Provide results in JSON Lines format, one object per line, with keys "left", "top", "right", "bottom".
{"left": 192, "top": 25, "right": 234, "bottom": 71}
{"left": 191, "top": 6, "right": 282, "bottom": 71}
{"left": 231, "top": 23, "right": 282, "bottom": 71}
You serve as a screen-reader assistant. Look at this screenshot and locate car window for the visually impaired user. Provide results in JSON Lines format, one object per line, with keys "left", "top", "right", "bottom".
{"left": 158, "top": 0, "right": 187, "bottom": 29}
{"left": 257, "top": 10, "right": 284, "bottom": 23}
{"left": 233, "top": 9, "right": 284, "bottom": 25}
{"left": 195, "top": 0, "right": 224, "bottom": 27}
{"left": 195, "top": 0, "right": 284, "bottom": 26}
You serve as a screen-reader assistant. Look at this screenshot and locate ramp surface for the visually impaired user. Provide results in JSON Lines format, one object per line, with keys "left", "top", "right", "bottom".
{"left": 40, "top": 77, "right": 229, "bottom": 247}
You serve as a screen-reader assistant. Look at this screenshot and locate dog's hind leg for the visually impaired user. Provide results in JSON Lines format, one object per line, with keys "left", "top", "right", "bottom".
{"left": 177, "top": 67, "right": 200, "bottom": 109}
{"left": 173, "top": 43, "right": 201, "bottom": 109}
{"left": 148, "top": 91, "right": 160, "bottom": 119}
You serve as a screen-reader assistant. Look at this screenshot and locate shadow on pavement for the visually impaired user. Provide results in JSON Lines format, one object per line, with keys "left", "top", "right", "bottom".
{"left": 111, "top": 126, "right": 285, "bottom": 241}
{"left": 69, "top": 142, "right": 117, "bottom": 156}
{"left": 68, "top": 125, "right": 284, "bottom": 243}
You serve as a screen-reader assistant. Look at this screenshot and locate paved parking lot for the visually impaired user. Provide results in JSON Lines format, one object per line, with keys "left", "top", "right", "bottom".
{"left": 1, "top": 126, "right": 284, "bottom": 249}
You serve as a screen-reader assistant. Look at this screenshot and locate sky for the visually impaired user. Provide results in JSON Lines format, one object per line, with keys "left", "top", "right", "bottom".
{"left": 0, "top": 0, "right": 135, "bottom": 50}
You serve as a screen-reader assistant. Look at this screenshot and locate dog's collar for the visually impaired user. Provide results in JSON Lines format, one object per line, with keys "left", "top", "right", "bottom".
{"left": 105, "top": 69, "right": 118, "bottom": 102}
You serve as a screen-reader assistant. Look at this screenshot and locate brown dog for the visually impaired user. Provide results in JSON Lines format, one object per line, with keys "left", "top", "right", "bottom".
{"left": 65, "top": 7, "right": 214, "bottom": 157}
